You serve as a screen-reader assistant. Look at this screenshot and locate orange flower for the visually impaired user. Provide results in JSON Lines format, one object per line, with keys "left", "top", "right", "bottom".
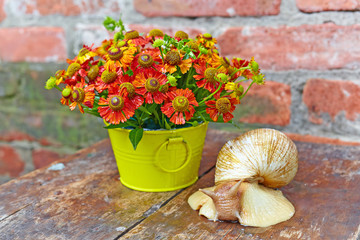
{"left": 193, "top": 60, "right": 225, "bottom": 95}
{"left": 98, "top": 94, "right": 136, "bottom": 125}
{"left": 63, "top": 62, "right": 88, "bottom": 86}
{"left": 196, "top": 33, "right": 217, "bottom": 49}
{"left": 76, "top": 45, "right": 97, "bottom": 64}
{"left": 124, "top": 30, "right": 150, "bottom": 46}
{"left": 163, "top": 50, "right": 192, "bottom": 74}
{"left": 103, "top": 42, "right": 137, "bottom": 71}
{"left": 95, "top": 68, "right": 121, "bottom": 93}
{"left": 206, "top": 97, "right": 239, "bottom": 123}
{"left": 118, "top": 74, "right": 144, "bottom": 109}
{"left": 133, "top": 70, "right": 167, "bottom": 104}
{"left": 131, "top": 49, "right": 162, "bottom": 75}
{"left": 95, "top": 39, "right": 113, "bottom": 57}
{"left": 69, "top": 84, "right": 95, "bottom": 114}
{"left": 60, "top": 86, "right": 72, "bottom": 106}
{"left": 161, "top": 88, "right": 198, "bottom": 125}
{"left": 232, "top": 58, "right": 253, "bottom": 79}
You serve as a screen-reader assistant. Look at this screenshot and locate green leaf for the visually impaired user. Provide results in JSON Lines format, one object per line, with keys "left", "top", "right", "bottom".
{"left": 103, "top": 16, "right": 116, "bottom": 31}
{"left": 125, "top": 69, "right": 133, "bottom": 76}
{"left": 147, "top": 103, "right": 158, "bottom": 113}
{"left": 129, "top": 128, "right": 144, "bottom": 150}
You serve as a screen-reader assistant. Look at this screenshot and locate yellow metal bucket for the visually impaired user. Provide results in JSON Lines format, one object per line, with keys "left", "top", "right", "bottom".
{"left": 107, "top": 122, "right": 208, "bottom": 192}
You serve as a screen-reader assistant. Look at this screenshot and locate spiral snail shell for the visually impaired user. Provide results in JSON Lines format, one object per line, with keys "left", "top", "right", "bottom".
{"left": 188, "top": 128, "right": 298, "bottom": 227}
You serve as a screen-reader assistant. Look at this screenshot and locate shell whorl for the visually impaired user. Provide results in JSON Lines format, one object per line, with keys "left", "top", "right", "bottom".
{"left": 215, "top": 128, "right": 298, "bottom": 188}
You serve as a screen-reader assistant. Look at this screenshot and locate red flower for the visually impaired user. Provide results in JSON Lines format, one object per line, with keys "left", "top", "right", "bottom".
{"left": 68, "top": 83, "right": 95, "bottom": 114}
{"left": 206, "top": 97, "right": 239, "bottom": 123}
{"left": 63, "top": 61, "right": 88, "bottom": 86}
{"left": 232, "top": 58, "right": 253, "bottom": 79}
{"left": 131, "top": 49, "right": 162, "bottom": 75}
{"left": 125, "top": 30, "right": 150, "bottom": 46}
{"left": 133, "top": 70, "right": 167, "bottom": 104}
{"left": 193, "top": 60, "right": 225, "bottom": 96}
{"left": 119, "top": 74, "right": 144, "bottom": 109}
{"left": 95, "top": 68, "right": 121, "bottom": 93}
{"left": 161, "top": 89, "right": 198, "bottom": 125}
{"left": 98, "top": 94, "right": 136, "bottom": 125}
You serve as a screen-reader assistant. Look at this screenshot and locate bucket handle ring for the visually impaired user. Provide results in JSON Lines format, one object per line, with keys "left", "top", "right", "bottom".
{"left": 154, "top": 137, "right": 192, "bottom": 173}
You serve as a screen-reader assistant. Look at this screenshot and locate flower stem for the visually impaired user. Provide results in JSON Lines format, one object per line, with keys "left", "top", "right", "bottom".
{"left": 230, "top": 66, "right": 251, "bottom": 78}
{"left": 240, "top": 80, "right": 255, "bottom": 99}
{"left": 153, "top": 108, "right": 162, "bottom": 127}
{"left": 158, "top": 47, "right": 165, "bottom": 64}
{"left": 199, "top": 83, "right": 223, "bottom": 106}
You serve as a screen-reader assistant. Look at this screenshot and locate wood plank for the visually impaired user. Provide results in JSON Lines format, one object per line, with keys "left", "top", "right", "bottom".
{"left": 0, "top": 139, "right": 177, "bottom": 240}
{"left": 0, "top": 129, "right": 230, "bottom": 240}
{"left": 122, "top": 141, "right": 360, "bottom": 239}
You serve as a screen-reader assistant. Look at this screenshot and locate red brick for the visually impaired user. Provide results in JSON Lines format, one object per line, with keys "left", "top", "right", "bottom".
{"left": 10, "top": 0, "right": 120, "bottom": 16}
{"left": 218, "top": 23, "right": 360, "bottom": 70}
{"left": 134, "top": 0, "right": 281, "bottom": 17}
{"left": 32, "top": 149, "right": 61, "bottom": 169}
{"left": 0, "top": 130, "right": 35, "bottom": 142}
{"left": 303, "top": 79, "right": 360, "bottom": 123}
{"left": 0, "top": 0, "right": 6, "bottom": 22}
{"left": 128, "top": 24, "right": 204, "bottom": 39}
{"left": 237, "top": 81, "right": 292, "bottom": 126}
{"left": 0, "top": 145, "right": 24, "bottom": 177}
{"left": 296, "top": 0, "right": 360, "bottom": 12}
{"left": 286, "top": 133, "right": 360, "bottom": 146}
{"left": 0, "top": 27, "right": 67, "bottom": 62}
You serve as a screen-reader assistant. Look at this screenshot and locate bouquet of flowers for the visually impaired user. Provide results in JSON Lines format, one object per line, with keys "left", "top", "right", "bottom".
{"left": 45, "top": 17, "right": 265, "bottom": 149}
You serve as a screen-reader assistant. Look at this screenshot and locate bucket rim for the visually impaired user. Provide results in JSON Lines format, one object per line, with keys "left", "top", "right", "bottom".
{"left": 105, "top": 121, "right": 208, "bottom": 135}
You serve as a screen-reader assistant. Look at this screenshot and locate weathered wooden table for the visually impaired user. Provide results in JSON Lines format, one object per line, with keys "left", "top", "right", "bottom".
{"left": 1, "top": 129, "right": 360, "bottom": 240}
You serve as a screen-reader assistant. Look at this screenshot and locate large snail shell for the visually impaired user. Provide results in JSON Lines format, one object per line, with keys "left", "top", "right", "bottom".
{"left": 215, "top": 128, "right": 298, "bottom": 188}
{"left": 188, "top": 128, "right": 298, "bottom": 227}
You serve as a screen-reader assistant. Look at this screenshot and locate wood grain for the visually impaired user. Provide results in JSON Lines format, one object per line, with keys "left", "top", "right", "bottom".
{"left": 122, "top": 141, "right": 360, "bottom": 240}
{"left": 0, "top": 129, "right": 359, "bottom": 240}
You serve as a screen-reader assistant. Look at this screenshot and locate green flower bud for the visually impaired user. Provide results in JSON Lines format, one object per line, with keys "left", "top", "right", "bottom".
{"left": 199, "top": 46, "right": 208, "bottom": 54}
{"left": 117, "top": 40, "right": 126, "bottom": 48}
{"left": 253, "top": 74, "right": 265, "bottom": 85}
{"left": 153, "top": 39, "right": 164, "bottom": 47}
{"left": 45, "top": 77, "right": 57, "bottom": 90}
{"left": 167, "top": 75, "right": 177, "bottom": 86}
{"left": 251, "top": 61, "right": 259, "bottom": 72}
{"left": 216, "top": 73, "right": 228, "bottom": 83}
{"left": 62, "top": 88, "right": 72, "bottom": 98}
{"left": 203, "top": 33, "right": 212, "bottom": 40}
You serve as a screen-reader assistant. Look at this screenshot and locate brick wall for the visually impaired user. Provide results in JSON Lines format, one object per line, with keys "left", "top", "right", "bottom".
{"left": 1, "top": 0, "right": 360, "bottom": 183}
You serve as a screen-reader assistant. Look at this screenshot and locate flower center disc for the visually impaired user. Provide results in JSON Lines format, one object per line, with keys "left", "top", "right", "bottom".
{"left": 108, "top": 47, "right": 123, "bottom": 61}
{"left": 186, "top": 41, "right": 199, "bottom": 51}
{"left": 109, "top": 96, "right": 124, "bottom": 111}
{"left": 216, "top": 98, "right": 231, "bottom": 114}
{"left": 174, "top": 31, "right": 189, "bottom": 40}
{"left": 67, "top": 63, "right": 81, "bottom": 77}
{"left": 204, "top": 68, "right": 217, "bottom": 83}
{"left": 101, "top": 70, "right": 117, "bottom": 84}
{"left": 78, "top": 48, "right": 89, "bottom": 57}
{"left": 165, "top": 51, "right": 181, "bottom": 65}
{"left": 87, "top": 65, "right": 99, "bottom": 81}
{"left": 120, "top": 82, "right": 135, "bottom": 97}
{"left": 125, "top": 30, "right": 140, "bottom": 40}
{"left": 72, "top": 88, "right": 85, "bottom": 103}
{"left": 138, "top": 54, "right": 154, "bottom": 68}
{"left": 149, "top": 29, "right": 164, "bottom": 37}
{"left": 172, "top": 96, "right": 189, "bottom": 112}
{"left": 145, "top": 78, "right": 160, "bottom": 92}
